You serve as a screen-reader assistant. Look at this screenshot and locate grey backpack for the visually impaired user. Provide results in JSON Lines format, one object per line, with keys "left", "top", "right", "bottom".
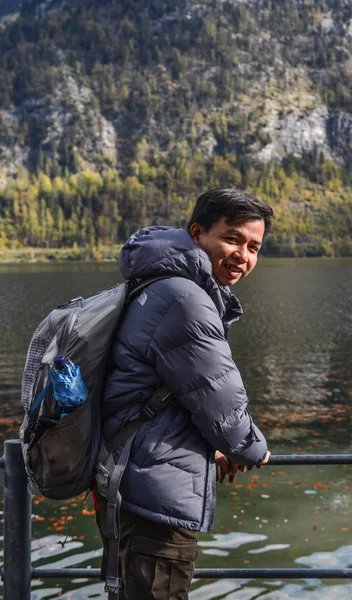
{"left": 20, "top": 276, "right": 173, "bottom": 501}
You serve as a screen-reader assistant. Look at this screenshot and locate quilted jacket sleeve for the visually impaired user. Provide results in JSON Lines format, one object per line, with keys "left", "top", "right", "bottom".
{"left": 147, "top": 288, "right": 268, "bottom": 465}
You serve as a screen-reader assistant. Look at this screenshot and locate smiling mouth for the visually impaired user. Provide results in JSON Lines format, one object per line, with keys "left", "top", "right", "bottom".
{"left": 224, "top": 264, "right": 243, "bottom": 277}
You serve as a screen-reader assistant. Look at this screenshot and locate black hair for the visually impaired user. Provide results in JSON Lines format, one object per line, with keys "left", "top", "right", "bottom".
{"left": 187, "top": 188, "right": 274, "bottom": 236}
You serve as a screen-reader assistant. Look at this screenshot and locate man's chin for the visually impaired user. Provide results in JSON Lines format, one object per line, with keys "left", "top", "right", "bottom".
{"left": 217, "top": 273, "right": 243, "bottom": 286}
{"left": 228, "top": 276, "right": 241, "bottom": 286}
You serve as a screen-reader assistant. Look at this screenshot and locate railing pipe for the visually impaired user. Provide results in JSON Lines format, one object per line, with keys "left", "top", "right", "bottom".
{"left": 268, "top": 454, "right": 352, "bottom": 465}
{"left": 2, "top": 440, "right": 32, "bottom": 600}
{"left": 32, "top": 567, "right": 352, "bottom": 580}
{"left": 194, "top": 568, "right": 352, "bottom": 579}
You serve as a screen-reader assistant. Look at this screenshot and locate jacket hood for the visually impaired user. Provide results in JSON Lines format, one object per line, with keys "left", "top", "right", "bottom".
{"left": 120, "top": 226, "right": 211, "bottom": 284}
{"left": 120, "top": 226, "right": 243, "bottom": 328}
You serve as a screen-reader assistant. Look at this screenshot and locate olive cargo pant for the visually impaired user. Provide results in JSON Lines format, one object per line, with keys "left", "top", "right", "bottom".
{"left": 94, "top": 491, "right": 198, "bottom": 599}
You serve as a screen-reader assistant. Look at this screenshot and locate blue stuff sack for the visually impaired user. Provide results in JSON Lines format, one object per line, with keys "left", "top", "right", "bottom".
{"left": 50, "top": 360, "right": 88, "bottom": 418}
{"left": 30, "top": 355, "right": 88, "bottom": 419}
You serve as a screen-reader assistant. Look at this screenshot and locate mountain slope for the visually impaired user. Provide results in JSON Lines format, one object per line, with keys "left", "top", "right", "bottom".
{"left": 1, "top": 0, "right": 352, "bottom": 173}
{"left": 0, "top": 0, "right": 352, "bottom": 255}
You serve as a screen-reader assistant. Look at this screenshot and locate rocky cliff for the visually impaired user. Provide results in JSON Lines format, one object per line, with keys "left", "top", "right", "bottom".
{"left": 0, "top": 0, "right": 352, "bottom": 177}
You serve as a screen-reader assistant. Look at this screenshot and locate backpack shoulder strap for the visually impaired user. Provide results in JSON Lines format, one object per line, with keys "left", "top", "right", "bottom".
{"left": 126, "top": 273, "right": 187, "bottom": 303}
{"left": 102, "top": 385, "right": 173, "bottom": 596}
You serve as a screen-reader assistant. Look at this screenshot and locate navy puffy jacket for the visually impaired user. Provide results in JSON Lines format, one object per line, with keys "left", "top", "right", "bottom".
{"left": 102, "top": 226, "right": 267, "bottom": 532}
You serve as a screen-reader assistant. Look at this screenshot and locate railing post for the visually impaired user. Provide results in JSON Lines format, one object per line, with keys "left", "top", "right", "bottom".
{"left": 3, "top": 439, "right": 31, "bottom": 600}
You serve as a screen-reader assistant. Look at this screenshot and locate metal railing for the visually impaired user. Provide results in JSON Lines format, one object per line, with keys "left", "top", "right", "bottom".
{"left": 1, "top": 439, "right": 352, "bottom": 599}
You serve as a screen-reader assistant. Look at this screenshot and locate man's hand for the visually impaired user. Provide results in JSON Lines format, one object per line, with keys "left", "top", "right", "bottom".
{"left": 216, "top": 450, "right": 271, "bottom": 482}
{"left": 215, "top": 451, "right": 232, "bottom": 483}
{"left": 257, "top": 450, "right": 271, "bottom": 466}
{"left": 215, "top": 451, "right": 240, "bottom": 483}
{"left": 230, "top": 450, "right": 271, "bottom": 474}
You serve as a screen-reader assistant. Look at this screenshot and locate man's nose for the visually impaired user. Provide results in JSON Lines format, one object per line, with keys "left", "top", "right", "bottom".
{"left": 232, "top": 245, "right": 248, "bottom": 263}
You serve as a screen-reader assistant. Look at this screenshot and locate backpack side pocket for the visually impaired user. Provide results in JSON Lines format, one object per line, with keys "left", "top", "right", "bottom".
{"left": 27, "top": 394, "right": 93, "bottom": 499}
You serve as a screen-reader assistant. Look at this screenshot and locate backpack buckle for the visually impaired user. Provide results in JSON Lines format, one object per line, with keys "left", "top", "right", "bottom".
{"left": 141, "top": 403, "right": 157, "bottom": 420}
{"left": 105, "top": 576, "right": 123, "bottom": 593}
{"left": 142, "top": 387, "right": 173, "bottom": 420}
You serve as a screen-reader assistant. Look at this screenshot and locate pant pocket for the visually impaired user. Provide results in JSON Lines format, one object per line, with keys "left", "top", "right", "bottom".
{"left": 124, "top": 534, "right": 197, "bottom": 600}
{"left": 153, "top": 557, "right": 194, "bottom": 600}
{"left": 125, "top": 553, "right": 194, "bottom": 600}
{"left": 131, "top": 534, "right": 198, "bottom": 562}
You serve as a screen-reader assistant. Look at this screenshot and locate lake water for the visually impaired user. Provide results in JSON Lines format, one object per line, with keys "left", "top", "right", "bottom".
{"left": 0, "top": 258, "right": 351, "bottom": 599}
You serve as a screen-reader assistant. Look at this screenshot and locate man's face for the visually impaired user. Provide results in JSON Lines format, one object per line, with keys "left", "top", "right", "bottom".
{"left": 190, "top": 216, "right": 265, "bottom": 286}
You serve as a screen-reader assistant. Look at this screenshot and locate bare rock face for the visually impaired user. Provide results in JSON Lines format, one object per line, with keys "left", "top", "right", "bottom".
{"left": 40, "top": 66, "right": 118, "bottom": 168}
{"left": 327, "top": 111, "right": 352, "bottom": 158}
{"left": 0, "top": 141, "right": 30, "bottom": 175}
{"left": 0, "top": 64, "right": 117, "bottom": 172}
{"left": 200, "top": 134, "right": 218, "bottom": 158}
{"left": 32, "top": 0, "right": 68, "bottom": 17}
{"left": 255, "top": 104, "right": 332, "bottom": 162}
{"left": 0, "top": 108, "right": 30, "bottom": 175}
{"left": 251, "top": 88, "right": 352, "bottom": 163}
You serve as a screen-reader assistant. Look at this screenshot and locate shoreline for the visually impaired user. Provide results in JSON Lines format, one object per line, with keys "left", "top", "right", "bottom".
{"left": 0, "top": 246, "right": 122, "bottom": 263}
{"left": 0, "top": 248, "right": 350, "bottom": 263}
{"left": 1, "top": 243, "right": 352, "bottom": 264}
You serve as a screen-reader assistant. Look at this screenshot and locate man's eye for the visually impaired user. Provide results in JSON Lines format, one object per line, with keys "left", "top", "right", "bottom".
{"left": 225, "top": 237, "right": 237, "bottom": 243}
{"left": 250, "top": 246, "right": 259, "bottom": 253}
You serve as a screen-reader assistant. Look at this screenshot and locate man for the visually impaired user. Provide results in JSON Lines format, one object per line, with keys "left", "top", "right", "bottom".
{"left": 98, "top": 188, "right": 273, "bottom": 599}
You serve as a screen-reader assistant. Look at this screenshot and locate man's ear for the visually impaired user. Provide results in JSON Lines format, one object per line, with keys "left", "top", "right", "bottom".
{"left": 189, "top": 223, "right": 203, "bottom": 243}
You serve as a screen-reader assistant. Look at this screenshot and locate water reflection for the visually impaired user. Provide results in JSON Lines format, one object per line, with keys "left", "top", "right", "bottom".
{"left": 230, "top": 258, "right": 352, "bottom": 450}
{"left": 199, "top": 532, "right": 267, "bottom": 549}
{"left": 31, "top": 536, "right": 83, "bottom": 562}
{"left": 248, "top": 544, "right": 290, "bottom": 554}
{"left": 30, "top": 584, "right": 105, "bottom": 599}
{"left": 296, "top": 545, "right": 352, "bottom": 569}
{"left": 190, "top": 580, "right": 251, "bottom": 600}
{"left": 43, "top": 547, "right": 103, "bottom": 569}
{"left": 223, "top": 589, "right": 266, "bottom": 600}
{"left": 190, "top": 580, "right": 352, "bottom": 599}
{"left": 257, "top": 583, "right": 352, "bottom": 599}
